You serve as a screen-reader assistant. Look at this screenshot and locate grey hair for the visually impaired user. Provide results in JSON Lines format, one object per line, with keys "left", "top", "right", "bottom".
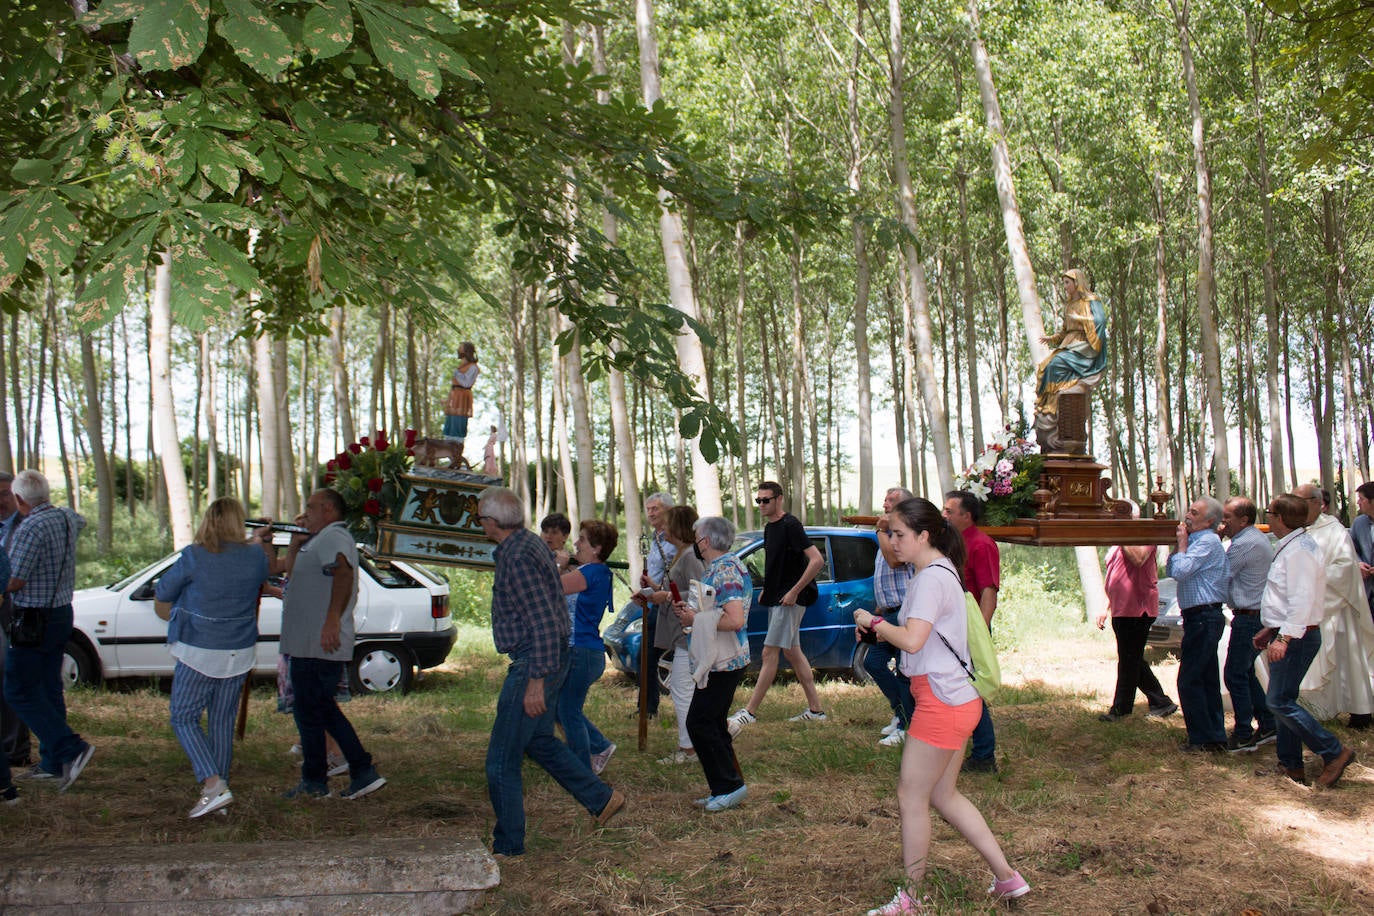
{"left": 886, "top": 487, "right": 914, "bottom": 500}
{"left": 645, "top": 492, "right": 675, "bottom": 509}
{"left": 478, "top": 486, "right": 525, "bottom": 529}
{"left": 694, "top": 515, "right": 736, "bottom": 552}
{"left": 13, "top": 470, "right": 50, "bottom": 506}
{"left": 1195, "top": 495, "right": 1224, "bottom": 527}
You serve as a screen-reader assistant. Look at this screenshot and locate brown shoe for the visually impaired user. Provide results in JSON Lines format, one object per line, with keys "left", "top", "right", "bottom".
{"left": 595, "top": 789, "right": 626, "bottom": 826}
{"left": 1317, "top": 747, "right": 1355, "bottom": 788}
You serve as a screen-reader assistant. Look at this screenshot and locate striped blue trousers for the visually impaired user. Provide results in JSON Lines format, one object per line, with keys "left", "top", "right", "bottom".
{"left": 170, "top": 662, "right": 248, "bottom": 784}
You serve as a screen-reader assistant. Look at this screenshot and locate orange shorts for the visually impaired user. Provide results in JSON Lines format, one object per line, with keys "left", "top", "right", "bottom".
{"left": 907, "top": 674, "right": 983, "bottom": 750}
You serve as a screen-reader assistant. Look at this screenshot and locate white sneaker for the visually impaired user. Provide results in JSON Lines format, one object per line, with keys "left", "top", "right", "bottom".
{"left": 879, "top": 730, "right": 906, "bottom": 747}
{"left": 591, "top": 743, "right": 617, "bottom": 775}
{"left": 657, "top": 749, "right": 697, "bottom": 765}
{"left": 327, "top": 754, "right": 349, "bottom": 777}
{"left": 726, "top": 710, "right": 757, "bottom": 737}
{"left": 880, "top": 716, "right": 902, "bottom": 737}
{"left": 189, "top": 785, "right": 234, "bottom": 819}
{"left": 788, "top": 709, "right": 827, "bottom": 722}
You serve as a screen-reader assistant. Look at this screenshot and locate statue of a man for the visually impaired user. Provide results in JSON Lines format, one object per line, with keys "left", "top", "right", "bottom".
{"left": 1033, "top": 268, "right": 1107, "bottom": 453}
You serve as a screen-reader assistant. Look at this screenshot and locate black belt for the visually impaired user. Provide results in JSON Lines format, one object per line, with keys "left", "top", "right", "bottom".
{"left": 1232, "top": 608, "right": 1260, "bottom": 616}
{"left": 1181, "top": 602, "right": 1223, "bottom": 616}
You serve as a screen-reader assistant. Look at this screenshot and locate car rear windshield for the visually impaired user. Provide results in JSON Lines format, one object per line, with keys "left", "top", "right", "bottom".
{"left": 359, "top": 555, "right": 425, "bottom": 589}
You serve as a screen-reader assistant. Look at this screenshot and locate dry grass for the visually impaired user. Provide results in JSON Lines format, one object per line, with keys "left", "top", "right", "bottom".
{"left": 2, "top": 628, "right": 1371, "bottom": 915}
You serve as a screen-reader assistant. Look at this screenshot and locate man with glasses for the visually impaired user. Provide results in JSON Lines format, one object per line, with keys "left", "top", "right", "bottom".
{"left": 1291, "top": 484, "right": 1374, "bottom": 730}
{"left": 1257, "top": 494, "right": 1354, "bottom": 786}
{"left": 476, "top": 487, "right": 625, "bottom": 856}
{"left": 727, "top": 481, "right": 826, "bottom": 735}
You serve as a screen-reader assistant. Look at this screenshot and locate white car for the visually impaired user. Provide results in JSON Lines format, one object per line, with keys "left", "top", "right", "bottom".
{"left": 65, "top": 539, "right": 455, "bottom": 695}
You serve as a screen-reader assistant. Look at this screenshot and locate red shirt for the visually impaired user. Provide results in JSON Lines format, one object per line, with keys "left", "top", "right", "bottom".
{"left": 960, "top": 525, "right": 1000, "bottom": 599}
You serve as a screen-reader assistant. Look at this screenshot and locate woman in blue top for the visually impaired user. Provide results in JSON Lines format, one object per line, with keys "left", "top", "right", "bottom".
{"left": 155, "top": 498, "right": 268, "bottom": 819}
{"left": 557, "top": 519, "right": 619, "bottom": 772}
{"left": 853, "top": 498, "right": 1028, "bottom": 914}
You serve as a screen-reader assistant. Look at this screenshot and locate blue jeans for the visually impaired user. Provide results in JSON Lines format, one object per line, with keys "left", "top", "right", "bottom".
{"left": 863, "top": 612, "right": 914, "bottom": 727}
{"left": 1223, "top": 614, "right": 1273, "bottom": 739}
{"left": 3, "top": 604, "right": 86, "bottom": 773}
{"left": 1178, "top": 605, "right": 1226, "bottom": 745}
{"left": 1265, "top": 629, "right": 1343, "bottom": 770}
{"left": 970, "top": 700, "right": 996, "bottom": 760}
{"left": 290, "top": 656, "right": 372, "bottom": 784}
{"left": 486, "top": 649, "right": 613, "bottom": 856}
{"left": 557, "top": 645, "right": 613, "bottom": 768}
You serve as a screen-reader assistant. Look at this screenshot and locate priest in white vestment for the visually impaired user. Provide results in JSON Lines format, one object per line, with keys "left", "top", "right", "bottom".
{"left": 1292, "top": 485, "right": 1374, "bottom": 722}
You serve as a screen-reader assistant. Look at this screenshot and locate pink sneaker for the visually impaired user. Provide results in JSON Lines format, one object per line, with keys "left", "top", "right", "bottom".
{"left": 865, "top": 888, "right": 926, "bottom": 915}
{"left": 988, "top": 870, "right": 1030, "bottom": 900}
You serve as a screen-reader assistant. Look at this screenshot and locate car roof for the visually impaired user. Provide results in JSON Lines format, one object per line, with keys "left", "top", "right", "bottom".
{"left": 735, "top": 526, "right": 877, "bottom": 540}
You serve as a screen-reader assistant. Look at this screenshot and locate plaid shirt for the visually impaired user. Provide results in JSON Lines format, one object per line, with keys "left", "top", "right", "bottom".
{"left": 873, "top": 547, "right": 914, "bottom": 611}
{"left": 491, "top": 526, "right": 569, "bottom": 679}
{"left": 8, "top": 502, "right": 83, "bottom": 608}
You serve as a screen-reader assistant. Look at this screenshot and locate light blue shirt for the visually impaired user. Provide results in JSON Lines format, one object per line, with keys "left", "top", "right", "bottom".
{"left": 1167, "top": 528, "right": 1230, "bottom": 609}
{"left": 1225, "top": 524, "right": 1273, "bottom": 611}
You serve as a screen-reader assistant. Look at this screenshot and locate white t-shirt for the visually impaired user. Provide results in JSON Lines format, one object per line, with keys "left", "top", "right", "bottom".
{"left": 897, "top": 557, "right": 980, "bottom": 706}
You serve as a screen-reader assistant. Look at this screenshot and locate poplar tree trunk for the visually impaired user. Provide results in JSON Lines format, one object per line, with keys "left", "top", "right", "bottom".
{"left": 888, "top": 0, "right": 954, "bottom": 492}
{"left": 202, "top": 332, "right": 218, "bottom": 500}
{"left": 150, "top": 254, "right": 193, "bottom": 547}
{"left": 968, "top": 0, "right": 1046, "bottom": 366}
{"left": 273, "top": 338, "right": 299, "bottom": 516}
{"left": 331, "top": 306, "right": 355, "bottom": 446}
{"left": 254, "top": 334, "right": 281, "bottom": 519}
{"left": 1172, "top": 0, "right": 1229, "bottom": 499}
{"left": 80, "top": 330, "right": 115, "bottom": 551}
{"left": 635, "top": 0, "right": 722, "bottom": 514}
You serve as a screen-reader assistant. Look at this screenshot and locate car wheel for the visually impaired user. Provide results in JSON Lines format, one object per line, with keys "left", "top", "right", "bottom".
{"left": 850, "top": 642, "right": 874, "bottom": 685}
{"left": 350, "top": 643, "right": 415, "bottom": 695}
{"left": 657, "top": 650, "right": 673, "bottom": 693}
{"left": 62, "top": 640, "right": 99, "bottom": 690}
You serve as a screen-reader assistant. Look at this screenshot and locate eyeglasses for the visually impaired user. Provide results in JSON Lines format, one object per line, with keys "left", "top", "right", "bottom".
{"left": 754, "top": 496, "right": 775, "bottom": 505}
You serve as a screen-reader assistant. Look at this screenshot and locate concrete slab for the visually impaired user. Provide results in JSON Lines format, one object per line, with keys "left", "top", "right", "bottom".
{"left": 1, "top": 836, "right": 500, "bottom": 914}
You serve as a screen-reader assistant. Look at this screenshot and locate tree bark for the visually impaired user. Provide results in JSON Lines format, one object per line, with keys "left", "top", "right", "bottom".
{"left": 635, "top": 0, "right": 722, "bottom": 514}
{"left": 968, "top": 0, "right": 1046, "bottom": 366}
{"left": 331, "top": 306, "right": 355, "bottom": 446}
{"left": 1172, "top": 0, "right": 1229, "bottom": 499}
{"left": 80, "top": 330, "right": 114, "bottom": 551}
{"left": 888, "top": 0, "right": 954, "bottom": 492}
{"left": 150, "top": 254, "right": 193, "bottom": 547}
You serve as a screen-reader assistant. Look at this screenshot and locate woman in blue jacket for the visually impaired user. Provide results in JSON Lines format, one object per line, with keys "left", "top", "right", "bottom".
{"left": 156, "top": 498, "right": 268, "bottom": 818}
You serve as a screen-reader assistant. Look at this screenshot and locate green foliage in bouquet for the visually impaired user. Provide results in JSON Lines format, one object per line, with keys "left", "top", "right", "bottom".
{"left": 324, "top": 428, "right": 417, "bottom": 544}
{"left": 952, "top": 425, "right": 1045, "bottom": 527}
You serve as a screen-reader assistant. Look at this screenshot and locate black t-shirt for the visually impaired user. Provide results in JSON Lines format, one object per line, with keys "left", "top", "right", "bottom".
{"left": 760, "top": 513, "right": 818, "bottom": 607}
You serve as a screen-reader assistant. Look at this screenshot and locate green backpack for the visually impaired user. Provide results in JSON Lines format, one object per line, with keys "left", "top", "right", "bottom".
{"left": 932, "top": 565, "right": 1002, "bottom": 703}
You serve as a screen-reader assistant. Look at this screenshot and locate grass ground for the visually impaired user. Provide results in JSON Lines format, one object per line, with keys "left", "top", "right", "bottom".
{"left": 3, "top": 581, "right": 1371, "bottom": 914}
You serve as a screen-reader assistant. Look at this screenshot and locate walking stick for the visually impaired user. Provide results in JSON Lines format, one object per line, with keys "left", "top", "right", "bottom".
{"left": 235, "top": 590, "right": 264, "bottom": 741}
{"left": 637, "top": 598, "right": 649, "bottom": 751}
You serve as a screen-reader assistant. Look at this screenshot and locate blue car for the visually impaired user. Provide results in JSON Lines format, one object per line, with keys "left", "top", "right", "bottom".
{"left": 603, "top": 526, "right": 880, "bottom": 686}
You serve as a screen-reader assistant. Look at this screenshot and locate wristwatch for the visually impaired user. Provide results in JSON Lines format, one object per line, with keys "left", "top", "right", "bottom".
{"left": 1275, "top": 634, "right": 1291, "bottom": 645}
